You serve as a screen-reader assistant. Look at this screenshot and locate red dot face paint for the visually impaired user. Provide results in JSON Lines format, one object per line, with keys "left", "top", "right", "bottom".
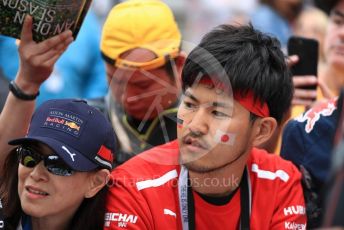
{"left": 221, "top": 135, "right": 229, "bottom": 143}
{"left": 214, "top": 130, "right": 236, "bottom": 146}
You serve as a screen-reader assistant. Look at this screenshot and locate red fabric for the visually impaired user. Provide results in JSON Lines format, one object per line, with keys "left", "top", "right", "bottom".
{"left": 193, "top": 190, "right": 240, "bottom": 229}
{"left": 97, "top": 145, "right": 113, "bottom": 162}
{"left": 104, "top": 140, "right": 306, "bottom": 229}
{"left": 198, "top": 78, "right": 270, "bottom": 117}
{"left": 234, "top": 90, "right": 270, "bottom": 117}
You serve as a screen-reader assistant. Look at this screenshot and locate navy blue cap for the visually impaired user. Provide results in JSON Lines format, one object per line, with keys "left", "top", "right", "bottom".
{"left": 9, "top": 99, "right": 116, "bottom": 171}
{"left": 281, "top": 99, "right": 338, "bottom": 184}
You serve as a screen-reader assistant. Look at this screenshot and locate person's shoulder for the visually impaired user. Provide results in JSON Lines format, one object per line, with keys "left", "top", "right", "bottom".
{"left": 113, "top": 140, "right": 180, "bottom": 179}
{"left": 282, "top": 98, "right": 338, "bottom": 183}
{"left": 249, "top": 148, "right": 301, "bottom": 181}
{"left": 282, "top": 98, "right": 338, "bottom": 159}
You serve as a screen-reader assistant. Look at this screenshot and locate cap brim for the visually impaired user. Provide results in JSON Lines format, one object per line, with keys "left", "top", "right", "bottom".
{"left": 9, "top": 137, "right": 98, "bottom": 172}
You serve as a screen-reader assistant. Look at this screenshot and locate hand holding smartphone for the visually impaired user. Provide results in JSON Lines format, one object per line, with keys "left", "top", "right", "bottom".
{"left": 287, "top": 36, "right": 319, "bottom": 91}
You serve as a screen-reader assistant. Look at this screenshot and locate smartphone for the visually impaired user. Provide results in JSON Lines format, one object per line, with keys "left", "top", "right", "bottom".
{"left": 287, "top": 36, "right": 319, "bottom": 90}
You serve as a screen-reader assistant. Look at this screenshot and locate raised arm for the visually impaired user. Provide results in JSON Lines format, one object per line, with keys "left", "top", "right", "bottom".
{"left": 0, "top": 15, "right": 73, "bottom": 169}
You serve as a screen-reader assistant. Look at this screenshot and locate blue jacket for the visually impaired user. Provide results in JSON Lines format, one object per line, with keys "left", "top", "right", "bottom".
{"left": 251, "top": 4, "right": 293, "bottom": 50}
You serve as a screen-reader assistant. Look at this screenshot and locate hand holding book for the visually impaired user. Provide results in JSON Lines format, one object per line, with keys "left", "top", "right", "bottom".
{"left": 15, "top": 15, "right": 73, "bottom": 94}
{"left": 0, "top": 0, "right": 92, "bottom": 42}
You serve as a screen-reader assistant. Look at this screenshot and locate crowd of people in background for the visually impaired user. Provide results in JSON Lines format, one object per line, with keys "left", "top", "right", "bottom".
{"left": 0, "top": 0, "right": 343, "bottom": 229}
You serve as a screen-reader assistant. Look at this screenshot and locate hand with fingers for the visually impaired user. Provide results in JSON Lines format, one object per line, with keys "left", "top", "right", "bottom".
{"left": 287, "top": 55, "right": 319, "bottom": 108}
{"left": 15, "top": 15, "right": 74, "bottom": 94}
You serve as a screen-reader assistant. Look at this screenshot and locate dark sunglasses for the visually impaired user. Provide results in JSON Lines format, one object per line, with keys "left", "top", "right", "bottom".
{"left": 17, "top": 146, "right": 74, "bottom": 176}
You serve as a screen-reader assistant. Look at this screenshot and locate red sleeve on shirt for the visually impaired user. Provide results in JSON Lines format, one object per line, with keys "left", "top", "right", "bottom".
{"left": 103, "top": 169, "right": 153, "bottom": 230}
{"left": 270, "top": 162, "right": 307, "bottom": 230}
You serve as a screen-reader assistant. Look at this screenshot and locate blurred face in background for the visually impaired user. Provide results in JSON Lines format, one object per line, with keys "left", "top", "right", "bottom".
{"left": 294, "top": 7, "right": 328, "bottom": 62}
{"left": 324, "top": 1, "right": 344, "bottom": 70}
{"left": 105, "top": 48, "right": 181, "bottom": 120}
{"left": 271, "top": 0, "right": 303, "bottom": 21}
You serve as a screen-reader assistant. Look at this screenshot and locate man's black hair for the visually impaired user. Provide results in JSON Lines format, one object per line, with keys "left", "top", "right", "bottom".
{"left": 181, "top": 24, "right": 293, "bottom": 124}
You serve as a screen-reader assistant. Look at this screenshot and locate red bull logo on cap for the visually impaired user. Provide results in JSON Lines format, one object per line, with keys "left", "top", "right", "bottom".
{"left": 43, "top": 109, "right": 85, "bottom": 137}
{"left": 295, "top": 99, "right": 337, "bottom": 133}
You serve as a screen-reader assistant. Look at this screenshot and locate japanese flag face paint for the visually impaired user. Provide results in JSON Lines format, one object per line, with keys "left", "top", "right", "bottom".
{"left": 213, "top": 129, "right": 236, "bottom": 146}
{"left": 177, "top": 117, "right": 184, "bottom": 129}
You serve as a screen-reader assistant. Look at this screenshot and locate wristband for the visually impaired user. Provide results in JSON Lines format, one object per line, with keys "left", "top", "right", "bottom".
{"left": 9, "top": 80, "right": 40, "bottom": 101}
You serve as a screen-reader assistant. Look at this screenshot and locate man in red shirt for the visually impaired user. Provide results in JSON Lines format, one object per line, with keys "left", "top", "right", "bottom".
{"left": 104, "top": 24, "right": 307, "bottom": 229}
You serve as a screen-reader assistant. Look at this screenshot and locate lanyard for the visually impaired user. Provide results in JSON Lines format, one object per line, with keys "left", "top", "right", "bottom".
{"left": 0, "top": 199, "right": 4, "bottom": 229}
{"left": 178, "top": 166, "right": 251, "bottom": 230}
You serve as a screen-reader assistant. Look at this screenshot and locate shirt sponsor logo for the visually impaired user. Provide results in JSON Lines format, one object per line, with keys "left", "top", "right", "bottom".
{"left": 284, "top": 222, "right": 306, "bottom": 230}
{"left": 104, "top": 212, "right": 138, "bottom": 228}
{"left": 283, "top": 205, "right": 306, "bottom": 216}
{"left": 163, "top": 208, "right": 176, "bottom": 218}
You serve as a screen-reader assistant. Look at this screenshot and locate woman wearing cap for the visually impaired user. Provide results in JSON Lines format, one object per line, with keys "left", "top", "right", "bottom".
{"left": 0, "top": 98, "right": 115, "bottom": 230}
{"left": 0, "top": 16, "right": 115, "bottom": 230}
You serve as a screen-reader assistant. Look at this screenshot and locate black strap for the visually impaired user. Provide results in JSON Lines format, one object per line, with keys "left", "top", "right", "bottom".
{"left": 8, "top": 80, "right": 39, "bottom": 101}
{"left": 187, "top": 168, "right": 250, "bottom": 229}
{"left": 187, "top": 176, "right": 196, "bottom": 230}
{"left": 240, "top": 168, "right": 250, "bottom": 230}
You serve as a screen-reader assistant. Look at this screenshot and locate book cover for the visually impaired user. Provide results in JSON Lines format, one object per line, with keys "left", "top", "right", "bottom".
{"left": 0, "top": 0, "right": 93, "bottom": 42}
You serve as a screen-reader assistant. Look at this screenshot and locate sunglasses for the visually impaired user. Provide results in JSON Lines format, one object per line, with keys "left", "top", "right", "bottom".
{"left": 17, "top": 146, "right": 74, "bottom": 176}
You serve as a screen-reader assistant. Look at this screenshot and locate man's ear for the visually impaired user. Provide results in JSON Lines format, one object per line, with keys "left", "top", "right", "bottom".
{"left": 251, "top": 117, "right": 278, "bottom": 149}
{"left": 84, "top": 169, "right": 110, "bottom": 198}
{"left": 171, "top": 52, "right": 186, "bottom": 91}
{"left": 174, "top": 52, "right": 186, "bottom": 79}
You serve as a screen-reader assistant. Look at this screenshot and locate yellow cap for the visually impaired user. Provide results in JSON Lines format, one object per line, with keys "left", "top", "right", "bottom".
{"left": 100, "top": 0, "right": 182, "bottom": 70}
